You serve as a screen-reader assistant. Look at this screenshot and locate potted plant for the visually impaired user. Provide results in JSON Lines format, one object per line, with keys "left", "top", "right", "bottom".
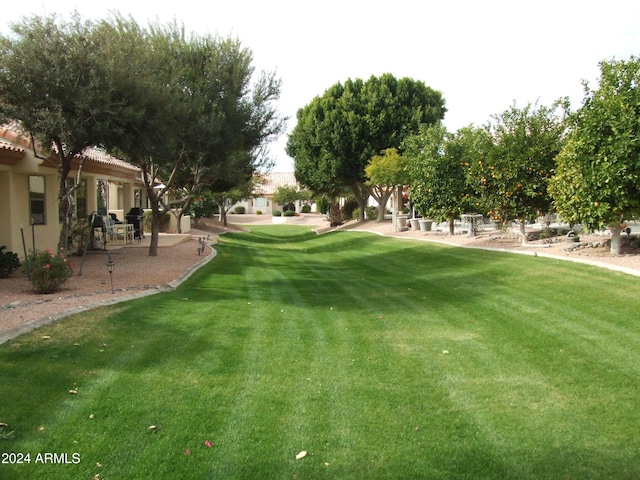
{"left": 415, "top": 210, "right": 433, "bottom": 231}
{"left": 418, "top": 218, "right": 433, "bottom": 231}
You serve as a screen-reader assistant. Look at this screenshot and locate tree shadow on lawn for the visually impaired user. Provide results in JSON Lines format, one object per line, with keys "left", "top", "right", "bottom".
{"left": 186, "top": 229, "right": 521, "bottom": 313}
{"left": 437, "top": 443, "right": 640, "bottom": 479}
{"left": 226, "top": 226, "right": 317, "bottom": 246}
{"left": 195, "top": 225, "right": 636, "bottom": 324}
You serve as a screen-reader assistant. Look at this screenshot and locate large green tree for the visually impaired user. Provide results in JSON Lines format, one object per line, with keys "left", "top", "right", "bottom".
{"left": 405, "top": 124, "right": 491, "bottom": 234}
{"left": 95, "top": 16, "right": 193, "bottom": 256}
{"left": 1, "top": 12, "right": 284, "bottom": 256}
{"left": 0, "top": 13, "right": 132, "bottom": 249}
{"left": 165, "top": 35, "right": 284, "bottom": 234}
{"left": 102, "top": 16, "right": 284, "bottom": 253}
{"left": 287, "top": 73, "right": 445, "bottom": 220}
{"left": 550, "top": 57, "right": 640, "bottom": 254}
{"left": 474, "top": 100, "right": 568, "bottom": 238}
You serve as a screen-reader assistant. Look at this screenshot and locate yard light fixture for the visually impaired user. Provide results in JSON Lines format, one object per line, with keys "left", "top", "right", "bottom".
{"left": 106, "top": 252, "right": 115, "bottom": 294}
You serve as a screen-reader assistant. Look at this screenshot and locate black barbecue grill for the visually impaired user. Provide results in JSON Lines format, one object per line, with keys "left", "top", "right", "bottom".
{"left": 125, "top": 208, "right": 145, "bottom": 240}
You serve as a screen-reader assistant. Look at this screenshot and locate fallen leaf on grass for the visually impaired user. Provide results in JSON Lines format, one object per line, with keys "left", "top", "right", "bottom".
{"left": 69, "top": 389, "right": 78, "bottom": 394}
{"left": 442, "top": 350, "right": 450, "bottom": 354}
{"left": 148, "top": 425, "right": 158, "bottom": 431}
{"left": 185, "top": 449, "right": 191, "bottom": 455}
{"left": 204, "top": 440, "right": 212, "bottom": 448}
{"left": 41, "top": 335, "right": 51, "bottom": 339}
{"left": 296, "top": 451, "right": 307, "bottom": 460}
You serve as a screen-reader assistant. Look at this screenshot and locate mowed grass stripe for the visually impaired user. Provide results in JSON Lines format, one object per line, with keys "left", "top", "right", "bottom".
{"left": 1, "top": 225, "right": 640, "bottom": 479}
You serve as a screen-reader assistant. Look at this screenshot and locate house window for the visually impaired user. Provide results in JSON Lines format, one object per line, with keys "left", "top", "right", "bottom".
{"left": 255, "top": 197, "right": 266, "bottom": 208}
{"left": 29, "top": 175, "right": 46, "bottom": 225}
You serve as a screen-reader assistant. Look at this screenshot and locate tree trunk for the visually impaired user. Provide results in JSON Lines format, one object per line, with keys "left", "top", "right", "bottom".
{"left": 519, "top": 218, "right": 527, "bottom": 245}
{"left": 449, "top": 217, "right": 455, "bottom": 235}
{"left": 57, "top": 160, "right": 72, "bottom": 251}
{"left": 349, "top": 184, "right": 370, "bottom": 222}
{"left": 355, "top": 196, "right": 366, "bottom": 222}
{"left": 58, "top": 192, "right": 71, "bottom": 251}
{"left": 375, "top": 190, "right": 392, "bottom": 222}
{"left": 148, "top": 209, "right": 160, "bottom": 257}
{"left": 176, "top": 212, "right": 183, "bottom": 234}
{"left": 610, "top": 224, "right": 622, "bottom": 255}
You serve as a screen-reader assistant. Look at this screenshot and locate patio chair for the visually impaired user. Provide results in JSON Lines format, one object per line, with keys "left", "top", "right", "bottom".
{"left": 105, "top": 216, "right": 134, "bottom": 244}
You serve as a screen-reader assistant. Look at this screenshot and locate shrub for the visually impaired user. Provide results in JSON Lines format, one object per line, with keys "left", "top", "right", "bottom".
{"left": 352, "top": 208, "right": 361, "bottom": 220}
{"left": 301, "top": 204, "right": 312, "bottom": 214}
{"left": 160, "top": 213, "right": 171, "bottom": 233}
{"left": 273, "top": 210, "right": 282, "bottom": 217}
{"left": 143, "top": 212, "right": 171, "bottom": 233}
{"left": 23, "top": 248, "right": 74, "bottom": 294}
{"left": 0, "top": 246, "right": 20, "bottom": 278}
{"left": 283, "top": 210, "right": 296, "bottom": 217}
{"left": 341, "top": 199, "right": 359, "bottom": 219}
{"left": 256, "top": 210, "right": 263, "bottom": 215}
{"left": 188, "top": 192, "right": 218, "bottom": 225}
{"left": 143, "top": 211, "right": 152, "bottom": 233}
{"left": 365, "top": 206, "right": 378, "bottom": 220}
{"left": 317, "top": 196, "right": 332, "bottom": 216}
{"left": 69, "top": 218, "right": 91, "bottom": 255}
{"left": 234, "top": 206, "right": 246, "bottom": 214}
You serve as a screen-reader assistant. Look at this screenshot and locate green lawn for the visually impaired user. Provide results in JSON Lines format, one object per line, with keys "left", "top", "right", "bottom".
{"left": 2, "top": 225, "right": 640, "bottom": 479}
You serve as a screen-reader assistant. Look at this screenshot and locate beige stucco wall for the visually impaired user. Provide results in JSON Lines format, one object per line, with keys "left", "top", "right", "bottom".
{"left": 0, "top": 147, "right": 142, "bottom": 259}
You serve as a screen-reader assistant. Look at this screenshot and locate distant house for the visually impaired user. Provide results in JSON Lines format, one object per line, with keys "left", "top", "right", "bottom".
{"left": 0, "top": 125, "right": 147, "bottom": 258}
{"left": 234, "top": 172, "right": 312, "bottom": 214}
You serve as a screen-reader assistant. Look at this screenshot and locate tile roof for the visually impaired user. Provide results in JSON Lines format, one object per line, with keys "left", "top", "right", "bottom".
{"left": 0, "top": 138, "right": 24, "bottom": 153}
{"left": 255, "top": 172, "right": 298, "bottom": 195}
{"left": 0, "top": 123, "right": 140, "bottom": 174}
{"left": 79, "top": 147, "right": 140, "bottom": 173}
{"left": 0, "top": 124, "right": 32, "bottom": 150}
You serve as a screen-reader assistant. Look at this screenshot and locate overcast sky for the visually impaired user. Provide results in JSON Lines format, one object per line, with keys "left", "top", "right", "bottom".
{"left": 2, "top": 1, "right": 640, "bottom": 171}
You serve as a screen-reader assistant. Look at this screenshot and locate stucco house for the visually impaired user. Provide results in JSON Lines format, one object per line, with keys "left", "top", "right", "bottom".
{"left": 235, "top": 172, "right": 312, "bottom": 214}
{"left": 0, "top": 125, "right": 148, "bottom": 259}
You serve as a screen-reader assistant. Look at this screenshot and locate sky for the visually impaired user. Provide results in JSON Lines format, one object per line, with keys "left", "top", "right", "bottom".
{"left": 2, "top": 1, "right": 640, "bottom": 171}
